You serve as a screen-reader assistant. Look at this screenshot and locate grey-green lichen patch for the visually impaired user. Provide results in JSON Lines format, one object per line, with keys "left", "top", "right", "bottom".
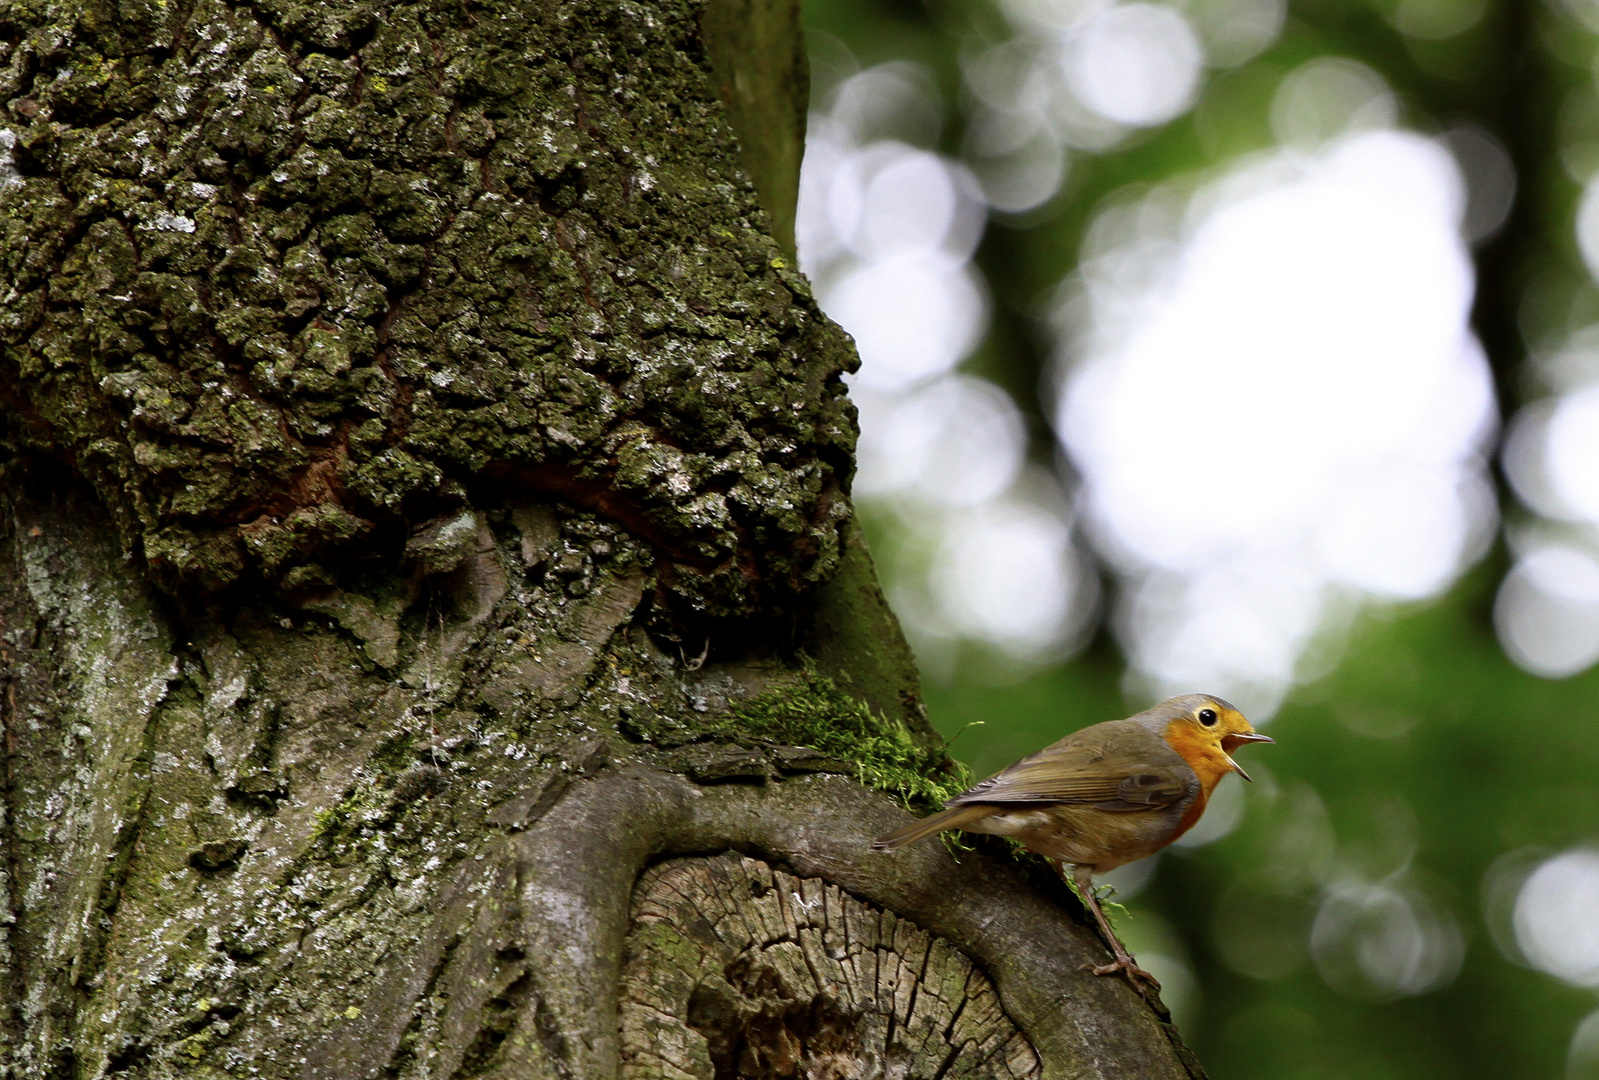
{"left": 0, "top": 0, "right": 858, "bottom": 617}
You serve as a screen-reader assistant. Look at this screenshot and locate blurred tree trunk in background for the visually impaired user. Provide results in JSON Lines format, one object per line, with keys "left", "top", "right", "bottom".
{"left": 0, "top": 0, "right": 1200, "bottom": 1075}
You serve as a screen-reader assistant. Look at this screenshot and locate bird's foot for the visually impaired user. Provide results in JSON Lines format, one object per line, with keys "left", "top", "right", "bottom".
{"left": 1081, "top": 956, "right": 1161, "bottom": 993}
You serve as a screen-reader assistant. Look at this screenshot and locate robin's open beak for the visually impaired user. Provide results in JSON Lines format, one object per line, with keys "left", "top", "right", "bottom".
{"left": 1222, "top": 733, "right": 1273, "bottom": 781}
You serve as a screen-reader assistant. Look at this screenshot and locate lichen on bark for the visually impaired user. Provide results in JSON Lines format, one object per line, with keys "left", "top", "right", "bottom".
{"left": 0, "top": 0, "right": 855, "bottom": 616}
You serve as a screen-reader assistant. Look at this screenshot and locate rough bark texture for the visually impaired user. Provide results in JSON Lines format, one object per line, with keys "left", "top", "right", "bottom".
{"left": 0, "top": 0, "right": 849, "bottom": 616}
{"left": 0, "top": 0, "right": 1205, "bottom": 1077}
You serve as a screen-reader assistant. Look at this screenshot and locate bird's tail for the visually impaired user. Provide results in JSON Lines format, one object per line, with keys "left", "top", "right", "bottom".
{"left": 872, "top": 804, "right": 993, "bottom": 852}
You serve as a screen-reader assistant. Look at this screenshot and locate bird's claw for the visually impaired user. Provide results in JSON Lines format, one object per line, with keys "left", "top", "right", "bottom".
{"left": 1080, "top": 958, "right": 1161, "bottom": 993}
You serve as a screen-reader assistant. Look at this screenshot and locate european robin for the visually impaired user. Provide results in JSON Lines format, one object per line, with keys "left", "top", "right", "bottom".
{"left": 872, "top": 693, "right": 1272, "bottom": 990}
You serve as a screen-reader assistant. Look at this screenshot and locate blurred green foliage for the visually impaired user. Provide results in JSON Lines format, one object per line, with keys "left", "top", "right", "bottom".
{"left": 803, "top": 0, "right": 1599, "bottom": 1076}
{"left": 929, "top": 565, "right": 1599, "bottom": 1078}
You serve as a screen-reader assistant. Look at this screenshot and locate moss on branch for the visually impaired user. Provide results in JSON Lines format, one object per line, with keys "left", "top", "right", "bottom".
{"left": 719, "top": 668, "right": 971, "bottom": 814}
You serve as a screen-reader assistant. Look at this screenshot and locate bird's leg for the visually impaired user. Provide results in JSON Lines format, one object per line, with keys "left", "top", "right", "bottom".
{"left": 1059, "top": 862, "right": 1161, "bottom": 993}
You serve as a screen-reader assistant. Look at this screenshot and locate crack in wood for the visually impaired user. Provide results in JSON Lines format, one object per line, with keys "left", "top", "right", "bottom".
{"left": 619, "top": 852, "right": 1042, "bottom": 1080}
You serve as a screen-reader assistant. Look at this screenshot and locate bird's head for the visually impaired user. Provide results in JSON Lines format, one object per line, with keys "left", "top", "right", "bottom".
{"left": 1152, "top": 694, "right": 1273, "bottom": 783}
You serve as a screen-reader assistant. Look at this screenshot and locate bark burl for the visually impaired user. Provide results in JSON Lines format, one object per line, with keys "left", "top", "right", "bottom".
{"left": 0, "top": 0, "right": 1205, "bottom": 1075}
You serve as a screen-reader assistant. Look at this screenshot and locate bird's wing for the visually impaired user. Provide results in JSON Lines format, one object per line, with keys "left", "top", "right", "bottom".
{"left": 948, "top": 720, "right": 1196, "bottom": 812}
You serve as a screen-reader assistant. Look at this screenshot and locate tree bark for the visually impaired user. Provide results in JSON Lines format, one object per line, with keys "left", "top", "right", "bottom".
{"left": 0, "top": 1, "right": 1203, "bottom": 1077}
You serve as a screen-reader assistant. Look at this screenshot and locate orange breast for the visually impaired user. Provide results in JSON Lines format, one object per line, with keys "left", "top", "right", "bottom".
{"left": 1160, "top": 718, "right": 1236, "bottom": 844}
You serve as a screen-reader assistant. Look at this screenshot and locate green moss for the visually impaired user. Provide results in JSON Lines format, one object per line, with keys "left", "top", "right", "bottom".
{"left": 309, "top": 782, "right": 389, "bottom": 846}
{"left": 309, "top": 802, "right": 352, "bottom": 845}
{"left": 722, "top": 669, "right": 970, "bottom": 814}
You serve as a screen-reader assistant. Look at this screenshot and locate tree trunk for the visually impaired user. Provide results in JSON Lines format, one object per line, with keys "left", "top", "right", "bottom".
{"left": 0, "top": 0, "right": 1203, "bottom": 1076}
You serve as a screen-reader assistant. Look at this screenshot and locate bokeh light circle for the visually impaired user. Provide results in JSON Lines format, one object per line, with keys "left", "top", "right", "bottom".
{"left": 1495, "top": 545, "right": 1599, "bottom": 679}
{"left": 1311, "top": 881, "right": 1464, "bottom": 998}
{"left": 929, "top": 497, "right": 1085, "bottom": 651}
{"left": 1270, "top": 58, "right": 1398, "bottom": 148}
{"left": 1062, "top": 3, "right": 1204, "bottom": 128}
{"left": 1189, "top": 0, "right": 1287, "bottom": 67}
{"left": 854, "top": 376, "right": 1026, "bottom": 507}
{"left": 823, "top": 256, "right": 988, "bottom": 393}
{"left": 1514, "top": 848, "right": 1599, "bottom": 987}
{"left": 797, "top": 62, "right": 1093, "bottom": 665}
{"left": 1544, "top": 384, "right": 1599, "bottom": 522}
{"left": 1577, "top": 176, "right": 1599, "bottom": 284}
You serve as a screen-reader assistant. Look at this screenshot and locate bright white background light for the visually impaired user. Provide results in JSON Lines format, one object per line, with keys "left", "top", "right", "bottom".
{"left": 854, "top": 376, "right": 1026, "bottom": 507}
{"left": 1577, "top": 177, "right": 1599, "bottom": 282}
{"left": 1062, "top": 3, "right": 1204, "bottom": 128}
{"left": 1056, "top": 65, "right": 1497, "bottom": 715}
{"left": 798, "top": 64, "right": 1097, "bottom": 669}
{"left": 958, "top": 0, "right": 1284, "bottom": 214}
{"left": 928, "top": 496, "right": 1085, "bottom": 648}
{"left": 1496, "top": 163, "right": 1599, "bottom": 678}
{"left": 1544, "top": 385, "right": 1599, "bottom": 520}
{"left": 1514, "top": 848, "right": 1599, "bottom": 987}
{"left": 824, "top": 257, "right": 988, "bottom": 392}
{"left": 1495, "top": 543, "right": 1599, "bottom": 678}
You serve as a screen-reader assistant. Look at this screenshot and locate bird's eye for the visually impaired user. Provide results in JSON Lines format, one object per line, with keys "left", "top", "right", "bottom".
{"left": 1198, "top": 708, "right": 1218, "bottom": 726}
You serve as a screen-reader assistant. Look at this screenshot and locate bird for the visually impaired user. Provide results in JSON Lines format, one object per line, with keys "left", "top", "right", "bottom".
{"left": 872, "top": 693, "right": 1272, "bottom": 991}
